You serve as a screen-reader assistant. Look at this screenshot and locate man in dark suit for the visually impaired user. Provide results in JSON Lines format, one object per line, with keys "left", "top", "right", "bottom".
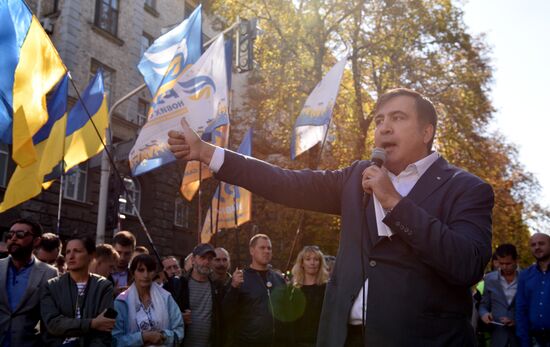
{"left": 0, "top": 218, "right": 58, "bottom": 347}
{"left": 168, "top": 88, "right": 494, "bottom": 346}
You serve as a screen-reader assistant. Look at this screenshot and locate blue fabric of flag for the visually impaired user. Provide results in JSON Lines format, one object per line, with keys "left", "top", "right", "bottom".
{"left": 0, "top": 0, "right": 32, "bottom": 143}
{"left": 138, "top": 5, "right": 202, "bottom": 95}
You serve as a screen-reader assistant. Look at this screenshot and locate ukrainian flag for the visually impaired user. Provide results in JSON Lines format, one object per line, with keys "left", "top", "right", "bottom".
{"left": 0, "top": 75, "right": 68, "bottom": 212}
{"left": 0, "top": 0, "right": 66, "bottom": 167}
{"left": 62, "top": 70, "right": 109, "bottom": 172}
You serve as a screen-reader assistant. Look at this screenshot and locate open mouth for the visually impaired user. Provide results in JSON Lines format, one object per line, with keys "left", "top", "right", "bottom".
{"left": 381, "top": 141, "right": 397, "bottom": 151}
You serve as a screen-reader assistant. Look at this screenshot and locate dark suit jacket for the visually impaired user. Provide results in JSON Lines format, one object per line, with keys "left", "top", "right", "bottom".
{"left": 0, "top": 256, "right": 58, "bottom": 347}
{"left": 479, "top": 271, "right": 519, "bottom": 347}
{"left": 215, "top": 150, "right": 494, "bottom": 347}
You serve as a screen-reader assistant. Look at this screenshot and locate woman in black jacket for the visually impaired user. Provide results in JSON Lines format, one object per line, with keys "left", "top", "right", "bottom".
{"left": 288, "top": 246, "right": 329, "bottom": 347}
{"left": 41, "top": 236, "right": 115, "bottom": 346}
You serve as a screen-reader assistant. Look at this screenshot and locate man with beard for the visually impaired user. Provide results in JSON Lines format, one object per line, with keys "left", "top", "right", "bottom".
{"left": 516, "top": 233, "right": 550, "bottom": 347}
{"left": 164, "top": 243, "right": 222, "bottom": 347}
{"left": 211, "top": 247, "right": 231, "bottom": 288}
{"left": 222, "top": 234, "right": 287, "bottom": 347}
{"left": 0, "top": 219, "right": 58, "bottom": 346}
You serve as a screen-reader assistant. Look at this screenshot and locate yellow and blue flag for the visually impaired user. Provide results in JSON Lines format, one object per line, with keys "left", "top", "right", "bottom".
{"left": 138, "top": 5, "right": 202, "bottom": 96}
{"left": 62, "top": 70, "right": 109, "bottom": 172}
{"left": 0, "top": 0, "right": 66, "bottom": 167}
{"left": 290, "top": 59, "right": 346, "bottom": 160}
{"left": 201, "top": 128, "right": 252, "bottom": 243}
{"left": 0, "top": 75, "right": 68, "bottom": 212}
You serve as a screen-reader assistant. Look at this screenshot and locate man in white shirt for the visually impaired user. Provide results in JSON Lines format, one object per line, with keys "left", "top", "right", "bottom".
{"left": 168, "top": 88, "right": 494, "bottom": 347}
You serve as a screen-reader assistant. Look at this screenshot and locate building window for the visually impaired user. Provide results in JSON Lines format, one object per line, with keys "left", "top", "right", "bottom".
{"left": 91, "top": 60, "right": 115, "bottom": 106}
{"left": 0, "top": 144, "right": 9, "bottom": 188}
{"left": 64, "top": 163, "right": 87, "bottom": 202}
{"left": 174, "top": 197, "right": 189, "bottom": 228}
{"left": 94, "top": 0, "right": 119, "bottom": 36}
{"left": 140, "top": 32, "right": 153, "bottom": 57}
{"left": 136, "top": 99, "right": 149, "bottom": 126}
{"left": 119, "top": 177, "right": 140, "bottom": 216}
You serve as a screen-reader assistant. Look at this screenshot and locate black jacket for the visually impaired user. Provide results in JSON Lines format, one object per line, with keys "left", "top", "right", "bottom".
{"left": 222, "top": 268, "right": 287, "bottom": 345}
{"left": 164, "top": 271, "right": 222, "bottom": 347}
{"left": 215, "top": 150, "right": 494, "bottom": 347}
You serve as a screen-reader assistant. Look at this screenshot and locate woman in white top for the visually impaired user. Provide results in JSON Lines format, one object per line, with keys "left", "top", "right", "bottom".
{"left": 113, "top": 254, "right": 183, "bottom": 346}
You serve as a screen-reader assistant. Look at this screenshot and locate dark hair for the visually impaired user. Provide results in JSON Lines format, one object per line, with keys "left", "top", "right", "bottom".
{"left": 129, "top": 254, "right": 157, "bottom": 274}
{"left": 374, "top": 88, "right": 438, "bottom": 150}
{"left": 249, "top": 233, "right": 271, "bottom": 247}
{"left": 135, "top": 246, "right": 149, "bottom": 254}
{"left": 38, "top": 233, "right": 61, "bottom": 252}
{"left": 9, "top": 218, "right": 44, "bottom": 237}
{"left": 95, "top": 243, "right": 119, "bottom": 261}
{"left": 66, "top": 236, "right": 96, "bottom": 254}
{"left": 113, "top": 230, "right": 136, "bottom": 249}
{"left": 495, "top": 244, "right": 518, "bottom": 260}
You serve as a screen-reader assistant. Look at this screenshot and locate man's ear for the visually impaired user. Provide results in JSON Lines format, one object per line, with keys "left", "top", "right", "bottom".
{"left": 423, "top": 124, "right": 435, "bottom": 145}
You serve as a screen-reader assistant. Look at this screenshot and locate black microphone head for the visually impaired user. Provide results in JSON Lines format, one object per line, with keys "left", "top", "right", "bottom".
{"left": 371, "top": 147, "right": 386, "bottom": 167}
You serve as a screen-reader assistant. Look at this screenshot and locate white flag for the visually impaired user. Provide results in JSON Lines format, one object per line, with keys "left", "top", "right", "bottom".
{"left": 130, "top": 35, "right": 228, "bottom": 176}
{"left": 291, "top": 59, "right": 347, "bottom": 160}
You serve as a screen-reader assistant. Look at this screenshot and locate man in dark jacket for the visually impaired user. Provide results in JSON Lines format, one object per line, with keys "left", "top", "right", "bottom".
{"left": 222, "top": 234, "right": 287, "bottom": 347}
{"left": 0, "top": 219, "right": 58, "bottom": 347}
{"left": 164, "top": 243, "right": 222, "bottom": 347}
{"left": 168, "top": 88, "right": 494, "bottom": 346}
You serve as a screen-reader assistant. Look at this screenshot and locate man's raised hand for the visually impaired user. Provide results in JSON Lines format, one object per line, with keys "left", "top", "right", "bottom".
{"left": 167, "top": 118, "right": 203, "bottom": 161}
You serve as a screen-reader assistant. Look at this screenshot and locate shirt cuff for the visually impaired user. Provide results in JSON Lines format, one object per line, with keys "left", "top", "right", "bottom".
{"left": 209, "top": 147, "right": 225, "bottom": 173}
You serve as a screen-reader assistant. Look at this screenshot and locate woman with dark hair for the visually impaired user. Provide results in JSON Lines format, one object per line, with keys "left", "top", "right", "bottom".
{"left": 113, "top": 254, "right": 183, "bottom": 346}
{"left": 41, "top": 236, "right": 115, "bottom": 346}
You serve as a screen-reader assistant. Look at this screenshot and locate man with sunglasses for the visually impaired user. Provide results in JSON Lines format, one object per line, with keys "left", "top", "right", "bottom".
{"left": 0, "top": 218, "right": 58, "bottom": 347}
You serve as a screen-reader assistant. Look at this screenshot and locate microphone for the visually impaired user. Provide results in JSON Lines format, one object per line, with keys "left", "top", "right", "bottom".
{"left": 362, "top": 148, "right": 386, "bottom": 206}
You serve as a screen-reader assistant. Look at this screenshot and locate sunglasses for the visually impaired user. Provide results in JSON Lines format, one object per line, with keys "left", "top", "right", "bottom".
{"left": 5, "top": 230, "right": 35, "bottom": 240}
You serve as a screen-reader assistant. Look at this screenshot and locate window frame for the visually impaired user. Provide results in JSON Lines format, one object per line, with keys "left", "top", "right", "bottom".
{"left": 174, "top": 196, "right": 189, "bottom": 228}
{"left": 63, "top": 163, "right": 88, "bottom": 202}
{"left": 119, "top": 177, "right": 141, "bottom": 216}
{"left": 0, "top": 144, "right": 9, "bottom": 188}
{"left": 94, "top": 0, "right": 119, "bottom": 36}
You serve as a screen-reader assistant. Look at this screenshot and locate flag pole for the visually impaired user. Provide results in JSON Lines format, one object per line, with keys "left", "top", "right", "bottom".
{"left": 68, "top": 76, "right": 163, "bottom": 265}
{"left": 285, "top": 120, "right": 332, "bottom": 271}
{"left": 56, "top": 163, "right": 64, "bottom": 234}
{"left": 197, "top": 164, "right": 203, "bottom": 244}
{"left": 214, "top": 182, "right": 222, "bottom": 246}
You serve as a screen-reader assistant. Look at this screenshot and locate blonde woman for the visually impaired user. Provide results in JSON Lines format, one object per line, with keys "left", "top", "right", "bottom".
{"left": 290, "top": 246, "right": 329, "bottom": 347}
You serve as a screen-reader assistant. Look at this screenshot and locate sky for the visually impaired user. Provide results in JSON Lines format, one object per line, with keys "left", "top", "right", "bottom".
{"left": 461, "top": 0, "right": 550, "bottom": 209}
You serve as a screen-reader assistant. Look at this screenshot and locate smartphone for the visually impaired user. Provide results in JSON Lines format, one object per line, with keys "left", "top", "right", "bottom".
{"left": 104, "top": 307, "right": 118, "bottom": 319}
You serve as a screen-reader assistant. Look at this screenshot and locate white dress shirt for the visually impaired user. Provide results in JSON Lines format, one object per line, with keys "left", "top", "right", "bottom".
{"left": 349, "top": 151, "right": 440, "bottom": 324}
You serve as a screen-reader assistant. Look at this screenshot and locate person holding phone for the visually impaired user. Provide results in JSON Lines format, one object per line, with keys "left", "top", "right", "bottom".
{"left": 113, "top": 254, "right": 183, "bottom": 346}
{"left": 41, "top": 236, "right": 115, "bottom": 346}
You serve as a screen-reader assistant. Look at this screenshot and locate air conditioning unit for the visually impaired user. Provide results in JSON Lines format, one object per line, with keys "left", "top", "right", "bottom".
{"left": 40, "top": 17, "right": 54, "bottom": 34}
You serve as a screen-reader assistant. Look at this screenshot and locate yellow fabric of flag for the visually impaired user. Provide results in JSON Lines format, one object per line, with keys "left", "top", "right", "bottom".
{"left": 12, "top": 17, "right": 66, "bottom": 167}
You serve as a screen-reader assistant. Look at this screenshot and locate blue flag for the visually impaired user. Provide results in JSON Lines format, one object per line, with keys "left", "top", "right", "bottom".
{"left": 138, "top": 5, "right": 202, "bottom": 95}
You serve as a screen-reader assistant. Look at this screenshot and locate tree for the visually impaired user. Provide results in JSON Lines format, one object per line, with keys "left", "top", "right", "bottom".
{"left": 209, "top": 0, "right": 544, "bottom": 269}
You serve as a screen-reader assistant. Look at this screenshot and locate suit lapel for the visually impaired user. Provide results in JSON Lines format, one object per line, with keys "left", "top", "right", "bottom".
{"left": 13, "top": 260, "right": 44, "bottom": 314}
{"left": 403, "top": 157, "right": 455, "bottom": 207}
{"left": 367, "top": 157, "right": 455, "bottom": 249}
{"left": 0, "top": 259, "right": 9, "bottom": 311}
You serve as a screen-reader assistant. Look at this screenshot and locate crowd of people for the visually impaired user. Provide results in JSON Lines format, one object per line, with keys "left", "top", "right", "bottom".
{"left": 0, "top": 218, "right": 334, "bottom": 346}
{"left": 474, "top": 235, "right": 550, "bottom": 347}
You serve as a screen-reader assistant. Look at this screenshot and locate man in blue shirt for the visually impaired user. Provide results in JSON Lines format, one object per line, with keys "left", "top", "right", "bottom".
{"left": 0, "top": 218, "right": 58, "bottom": 346}
{"left": 516, "top": 233, "right": 550, "bottom": 347}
